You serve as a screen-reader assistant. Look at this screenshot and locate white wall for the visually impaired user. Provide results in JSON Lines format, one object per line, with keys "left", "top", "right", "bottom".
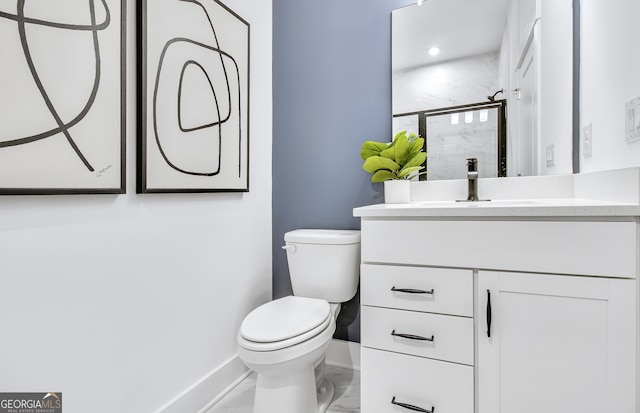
{"left": 580, "top": 0, "right": 640, "bottom": 172}
{"left": 0, "top": 1, "right": 272, "bottom": 412}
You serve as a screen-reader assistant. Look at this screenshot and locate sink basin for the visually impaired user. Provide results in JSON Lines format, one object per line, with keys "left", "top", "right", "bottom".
{"left": 415, "top": 199, "right": 546, "bottom": 207}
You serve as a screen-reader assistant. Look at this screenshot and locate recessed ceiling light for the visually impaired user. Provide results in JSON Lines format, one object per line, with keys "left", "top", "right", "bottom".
{"left": 428, "top": 47, "right": 440, "bottom": 56}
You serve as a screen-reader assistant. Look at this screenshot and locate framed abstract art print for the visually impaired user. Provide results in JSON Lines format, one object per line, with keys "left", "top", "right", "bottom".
{"left": 137, "top": 0, "right": 250, "bottom": 193}
{"left": 0, "top": 0, "right": 126, "bottom": 194}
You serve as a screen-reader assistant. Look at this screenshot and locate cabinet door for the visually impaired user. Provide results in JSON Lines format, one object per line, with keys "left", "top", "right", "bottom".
{"left": 477, "top": 271, "right": 637, "bottom": 413}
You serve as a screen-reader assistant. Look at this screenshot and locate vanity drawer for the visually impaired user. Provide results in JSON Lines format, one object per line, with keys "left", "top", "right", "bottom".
{"left": 361, "top": 219, "right": 637, "bottom": 278}
{"left": 361, "top": 264, "right": 473, "bottom": 316}
{"left": 361, "top": 347, "right": 474, "bottom": 413}
{"left": 361, "top": 306, "right": 473, "bottom": 365}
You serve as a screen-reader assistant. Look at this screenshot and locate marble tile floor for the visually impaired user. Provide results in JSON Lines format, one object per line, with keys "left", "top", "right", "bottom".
{"left": 206, "top": 365, "right": 360, "bottom": 413}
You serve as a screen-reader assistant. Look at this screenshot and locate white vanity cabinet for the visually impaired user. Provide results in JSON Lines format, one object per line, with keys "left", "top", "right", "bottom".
{"left": 357, "top": 215, "right": 639, "bottom": 413}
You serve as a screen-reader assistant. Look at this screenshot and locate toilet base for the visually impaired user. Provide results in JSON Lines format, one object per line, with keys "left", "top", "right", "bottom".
{"left": 317, "top": 377, "right": 335, "bottom": 413}
{"left": 253, "top": 364, "right": 334, "bottom": 413}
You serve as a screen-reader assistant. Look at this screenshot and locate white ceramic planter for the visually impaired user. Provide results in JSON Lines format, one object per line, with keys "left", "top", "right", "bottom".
{"left": 384, "top": 180, "right": 411, "bottom": 204}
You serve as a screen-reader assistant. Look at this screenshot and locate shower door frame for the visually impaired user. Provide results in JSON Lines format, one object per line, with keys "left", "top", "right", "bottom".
{"left": 394, "top": 99, "right": 507, "bottom": 180}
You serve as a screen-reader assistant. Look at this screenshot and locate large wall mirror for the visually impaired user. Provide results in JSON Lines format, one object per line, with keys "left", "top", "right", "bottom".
{"left": 392, "top": 0, "right": 575, "bottom": 180}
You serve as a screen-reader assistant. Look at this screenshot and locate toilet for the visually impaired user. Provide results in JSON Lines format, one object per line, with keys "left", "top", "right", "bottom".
{"left": 237, "top": 229, "right": 361, "bottom": 413}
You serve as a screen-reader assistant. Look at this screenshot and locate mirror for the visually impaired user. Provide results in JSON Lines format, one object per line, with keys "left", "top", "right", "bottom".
{"left": 392, "top": 0, "right": 575, "bottom": 180}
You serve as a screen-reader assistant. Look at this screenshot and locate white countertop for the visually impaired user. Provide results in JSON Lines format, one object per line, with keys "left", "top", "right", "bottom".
{"left": 353, "top": 198, "right": 640, "bottom": 218}
{"left": 355, "top": 168, "right": 640, "bottom": 218}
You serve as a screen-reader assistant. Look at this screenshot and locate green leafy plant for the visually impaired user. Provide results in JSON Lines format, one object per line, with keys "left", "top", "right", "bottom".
{"left": 360, "top": 131, "right": 427, "bottom": 182}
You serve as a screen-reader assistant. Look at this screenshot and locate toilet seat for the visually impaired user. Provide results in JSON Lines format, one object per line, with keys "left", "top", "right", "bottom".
{"left": 239, "top": 296, "right": 332, "bottom": 352}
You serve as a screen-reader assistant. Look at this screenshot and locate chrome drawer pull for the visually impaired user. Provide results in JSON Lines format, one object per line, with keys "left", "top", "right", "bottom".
{"left": 391, "top": 330, "right": 435, "bottom": 342}
{"left": 391, "top": 286, "right": 434, "bottom": 294}
{"left": 391, "top": 396, "right": 435, "bottom": 413}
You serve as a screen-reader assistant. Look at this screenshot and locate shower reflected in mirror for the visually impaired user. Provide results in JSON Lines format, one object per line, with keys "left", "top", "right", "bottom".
{"left": 394, "top": 100, "right": 506, "bottom": 180}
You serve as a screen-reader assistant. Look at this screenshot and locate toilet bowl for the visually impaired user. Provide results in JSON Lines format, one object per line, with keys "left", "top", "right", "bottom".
{"left": 237, "top": 229, "right": 360, "bottom": 413}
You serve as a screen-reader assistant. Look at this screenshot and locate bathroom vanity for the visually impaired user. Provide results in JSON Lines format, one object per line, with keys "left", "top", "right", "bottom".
{"left": 354, "top": 169, "right": 640, "bottom": 413}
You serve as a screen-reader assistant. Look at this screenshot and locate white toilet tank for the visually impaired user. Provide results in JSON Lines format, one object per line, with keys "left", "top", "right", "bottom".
{"left": 283, "top": 229, "right": 361, "bottom": 303}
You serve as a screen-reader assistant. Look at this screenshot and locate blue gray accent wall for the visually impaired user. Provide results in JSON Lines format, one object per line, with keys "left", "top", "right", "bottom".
{"left": 273, "top": 0, "right": 414, "bottom": 342}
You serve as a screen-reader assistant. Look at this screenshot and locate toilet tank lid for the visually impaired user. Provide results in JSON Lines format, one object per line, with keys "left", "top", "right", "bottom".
{"left": 284, "top": 229, "right": 361, "bottom": 245}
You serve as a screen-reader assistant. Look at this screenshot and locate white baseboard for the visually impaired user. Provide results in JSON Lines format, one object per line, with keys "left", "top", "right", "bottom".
{"left": 325, "top": 339, "right": 360, "bottom": 371}
{"left": 156, "top": 355, "right": 250, "bottom": 413}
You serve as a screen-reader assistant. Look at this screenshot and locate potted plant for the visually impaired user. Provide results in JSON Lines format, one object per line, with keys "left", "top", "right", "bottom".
{"left": 360, "top": 131, "right": 426, "bottom": 203}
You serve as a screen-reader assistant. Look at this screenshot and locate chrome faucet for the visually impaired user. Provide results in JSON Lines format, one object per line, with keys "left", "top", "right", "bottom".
{"left": 458, "top": 158, "right": 489, "bottom": 202}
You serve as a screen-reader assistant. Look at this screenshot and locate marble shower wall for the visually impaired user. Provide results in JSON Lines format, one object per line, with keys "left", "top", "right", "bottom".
{"left": 392, "top": 52, "right": 501, "bottom": 179}
{"left": 393, "top": 51, "right": 500, "bottom": 114}
{"left": 426, "top": 109, "right": 498, "bottom": 180}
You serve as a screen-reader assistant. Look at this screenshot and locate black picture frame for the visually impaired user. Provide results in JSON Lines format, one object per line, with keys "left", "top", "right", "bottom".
{"left": 0, "top": 0, "right": 127, "bottom": 195}
{"left": 137, "top": 0, "right": 250, "bottom": 193}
